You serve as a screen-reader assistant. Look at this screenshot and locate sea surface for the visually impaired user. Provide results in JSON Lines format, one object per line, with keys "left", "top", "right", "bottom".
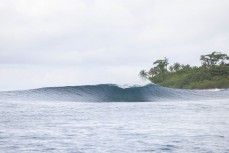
{"left": 0, "top": 84, "right": 229, "bottom": 153}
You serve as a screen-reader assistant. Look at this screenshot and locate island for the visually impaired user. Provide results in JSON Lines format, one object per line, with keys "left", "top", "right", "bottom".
{"left": 139, "top": 52, "right": 229, "bottom": 89}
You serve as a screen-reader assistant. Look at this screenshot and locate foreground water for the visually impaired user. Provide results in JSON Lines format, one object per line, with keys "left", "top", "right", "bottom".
{"left": 1, "top": 99, "right": 229, "bottom": 153}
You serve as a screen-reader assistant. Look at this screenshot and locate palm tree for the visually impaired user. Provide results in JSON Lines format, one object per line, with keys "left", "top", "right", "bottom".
{"left": 200, "top": 51, "right": 228, "bottom": 67}
{"left": 153, "top": 57, "right": 169, "bottom": 72}
{"left": 139, "top": 70, "right": 148, "bottom": 78}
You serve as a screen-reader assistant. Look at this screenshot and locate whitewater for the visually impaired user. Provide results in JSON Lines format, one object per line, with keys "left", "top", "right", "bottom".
{"left": 1, "top": 84, "right": 229, "bottom": 152}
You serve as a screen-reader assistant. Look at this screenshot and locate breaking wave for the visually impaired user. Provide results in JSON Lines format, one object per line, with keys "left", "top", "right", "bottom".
{"left": 0, "top": 84, "right": 229, "bottom": 102}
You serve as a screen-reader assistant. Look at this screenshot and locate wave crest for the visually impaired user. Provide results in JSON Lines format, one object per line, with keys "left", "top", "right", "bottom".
{"left": 0, "top": 84, "right": 228, "bottom": 102}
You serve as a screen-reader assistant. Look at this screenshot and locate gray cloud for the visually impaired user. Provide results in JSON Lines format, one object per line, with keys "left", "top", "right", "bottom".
{"left": 0, "top": 0, "right": 229, "bottom": 90}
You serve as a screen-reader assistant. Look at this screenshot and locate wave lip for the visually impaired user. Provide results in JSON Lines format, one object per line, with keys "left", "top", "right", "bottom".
{"left": 0, "top": 84, "right": 229, "bottom": 102}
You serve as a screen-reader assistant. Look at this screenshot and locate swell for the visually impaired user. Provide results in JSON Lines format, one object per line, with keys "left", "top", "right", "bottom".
{"left": 0, "top": 84, "right": 229, "bottom": 102}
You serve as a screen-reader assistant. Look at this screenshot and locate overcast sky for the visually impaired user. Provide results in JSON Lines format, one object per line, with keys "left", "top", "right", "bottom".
{"left": 0, "top": 0, "right": 229, "bottom": 91}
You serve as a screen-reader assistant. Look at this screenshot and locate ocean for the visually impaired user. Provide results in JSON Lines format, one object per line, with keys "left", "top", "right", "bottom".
{"left": 0, "top": 84, "right": 229, "bottom": 152}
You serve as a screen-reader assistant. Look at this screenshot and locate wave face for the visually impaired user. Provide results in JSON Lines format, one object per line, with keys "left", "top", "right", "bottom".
{"left": 0, "top": 84, "right": 229, "bottom": 102}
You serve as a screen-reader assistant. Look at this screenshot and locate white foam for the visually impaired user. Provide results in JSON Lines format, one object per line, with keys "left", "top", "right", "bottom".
{"left": 205, "top": 88, "right": 225, "bottom": 92}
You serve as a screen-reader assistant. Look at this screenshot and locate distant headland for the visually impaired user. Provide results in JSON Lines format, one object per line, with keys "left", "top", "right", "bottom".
{"left": 139, "top": 51, "right": 229, "bottom": 89}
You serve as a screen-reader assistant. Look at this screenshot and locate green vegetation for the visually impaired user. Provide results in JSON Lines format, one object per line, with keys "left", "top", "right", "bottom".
{"left": 139, "top": 52, "right": 229, "bottom": 89}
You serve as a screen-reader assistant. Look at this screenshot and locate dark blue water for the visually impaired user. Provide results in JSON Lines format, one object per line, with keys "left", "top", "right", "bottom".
{"left": 0, "top": 84, "right": 229, "bottom": 152}
{"left": 1, "top": 84, "right": 229, "bottom": 102}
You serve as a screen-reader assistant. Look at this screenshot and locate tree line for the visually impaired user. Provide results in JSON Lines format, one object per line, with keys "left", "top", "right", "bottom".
{"left": 139, "top": 52, "right": 229, "bottom": 89}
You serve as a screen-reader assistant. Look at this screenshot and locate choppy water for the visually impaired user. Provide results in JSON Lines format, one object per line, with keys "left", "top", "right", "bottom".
{"left": 0, "top": 84, "right": 229, "bottom": 152}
